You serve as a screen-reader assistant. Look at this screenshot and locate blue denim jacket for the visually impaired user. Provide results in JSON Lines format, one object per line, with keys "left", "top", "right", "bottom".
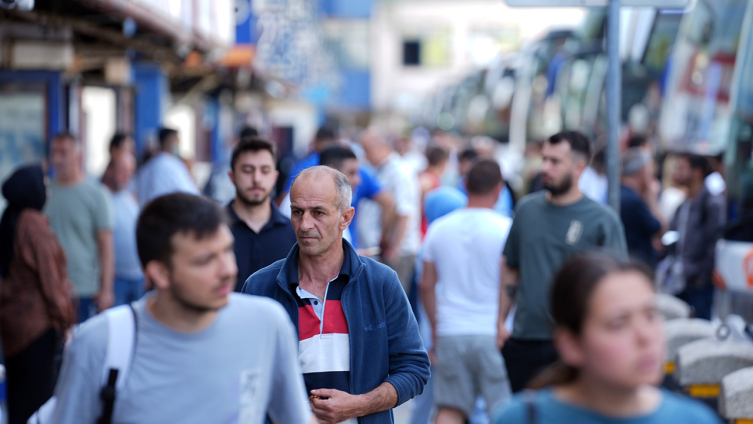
{"left": 242, "top": 240, "right": 430, "bottom": 424}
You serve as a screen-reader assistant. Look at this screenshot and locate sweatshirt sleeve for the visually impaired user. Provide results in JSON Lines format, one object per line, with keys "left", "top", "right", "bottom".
{"left": 383, "top": 269, "right": 431, "bottom": 406}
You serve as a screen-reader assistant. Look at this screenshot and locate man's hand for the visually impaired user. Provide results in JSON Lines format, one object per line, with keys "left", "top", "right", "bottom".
{"left": 645, "top": 177, "right": 661, "bottom": 202}
{"left": 95, "top": 287, "right": 114, "bottom": 312}
{"left": 310, "top": 389, "right": 363, "bottom": 424}
{"left": 496, "top": 321, "right": 510, "bottom": 350}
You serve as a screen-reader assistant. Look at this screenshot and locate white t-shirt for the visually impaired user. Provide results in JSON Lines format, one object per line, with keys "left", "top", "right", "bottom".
{"left": 133, "top": 152, "right": 199, "bottom": 207}
{"left": 579, "top": 166, "right": 607, "bottom": 204}
{"left": 422, "top": 208, "right": 512, "bottom": 336}
{"left": 375, "top": 153, "right": 421, "bottom": 255}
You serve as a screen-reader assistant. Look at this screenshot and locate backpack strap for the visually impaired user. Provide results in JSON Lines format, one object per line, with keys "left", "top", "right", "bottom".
{"left": 97, "top": 304, "right": 137, "bottom": 424}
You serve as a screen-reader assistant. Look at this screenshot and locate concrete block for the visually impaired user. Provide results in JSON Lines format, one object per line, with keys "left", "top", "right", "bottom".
{"left": 674, "top": 338, "right": 753, "bottom": 387}
{"left": 719, "top": 366, "right": 753, "bottom": 419}
{"left": 664, "top": 318, "right": 716, "bottom": 363}
{"left": 656, "top": 294, "right": 691, "bottom": 321}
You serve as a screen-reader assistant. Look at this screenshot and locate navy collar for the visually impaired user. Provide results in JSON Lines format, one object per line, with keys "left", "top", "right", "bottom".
{"left": 226, "top": 200, "right": 289, "bottom": 229}
{"left": 276, "top": 239, "right": 363, "bottom": 294}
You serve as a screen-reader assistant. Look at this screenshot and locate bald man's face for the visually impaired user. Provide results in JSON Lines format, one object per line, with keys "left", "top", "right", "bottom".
{"left": 290, "top": 172, "right": 352, "bottom": 257}
{"left": 359, "top": 131, "right": 389, "bottom": 167}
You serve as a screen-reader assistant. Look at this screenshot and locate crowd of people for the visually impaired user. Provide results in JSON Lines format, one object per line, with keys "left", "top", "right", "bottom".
{"left": 0, "top": 123, "right": 729, "bottom": 424}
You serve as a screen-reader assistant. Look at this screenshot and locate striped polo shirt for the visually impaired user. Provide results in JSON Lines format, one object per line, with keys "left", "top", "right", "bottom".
{"left": 295, "top": 273, "right": 356, "bottom": 424}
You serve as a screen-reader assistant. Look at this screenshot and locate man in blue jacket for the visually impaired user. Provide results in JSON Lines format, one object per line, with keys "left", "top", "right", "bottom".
{"left": 242, "top": 166, "right": 430, "bottom": 424}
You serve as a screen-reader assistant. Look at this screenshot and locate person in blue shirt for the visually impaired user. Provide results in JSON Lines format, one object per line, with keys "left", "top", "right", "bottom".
{"left": 492, "top": 251, "right": 722, "bottom": 424}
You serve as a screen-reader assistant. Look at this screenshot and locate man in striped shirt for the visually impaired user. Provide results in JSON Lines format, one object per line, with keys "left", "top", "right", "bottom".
{"left": 243, "top": 166, "right": 430, "bottom": 424}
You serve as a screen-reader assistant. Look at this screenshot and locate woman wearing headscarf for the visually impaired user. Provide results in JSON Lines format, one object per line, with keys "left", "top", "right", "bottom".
{"left": 0, "top": 164, "right": 76, "bottom": 424}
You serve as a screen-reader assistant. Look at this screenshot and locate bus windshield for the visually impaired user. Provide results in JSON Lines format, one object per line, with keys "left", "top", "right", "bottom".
{"left": 659, "top": 0, "right": 749, "bottom": 154}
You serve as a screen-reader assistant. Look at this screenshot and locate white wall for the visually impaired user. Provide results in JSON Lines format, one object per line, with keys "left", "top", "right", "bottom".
{"left": 371, "top": 1, "right": 586, "bottom": 113}
{"left": 82, "top": 86, "right": 116, "bottom": 176}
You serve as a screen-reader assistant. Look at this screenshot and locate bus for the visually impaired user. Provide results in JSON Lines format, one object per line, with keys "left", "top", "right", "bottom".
{"left": 659, "top": 0, "right": 753, "bottom": 326}
{"left": 712, "top": 0, "right": 753, "bottom": 325}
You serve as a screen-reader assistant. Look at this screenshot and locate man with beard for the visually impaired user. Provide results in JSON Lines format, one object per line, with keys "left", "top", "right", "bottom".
{"left": 668, "top": 153, "right": 725, "bottom": 320}
{"left": 50, "top": 193, "right": 314, "bottom": 424}
{"left": 227, "top": 137, "right": 297, "bottom": 291}
{"left": 496, "top": 130, "right": 627, "bottom": 393}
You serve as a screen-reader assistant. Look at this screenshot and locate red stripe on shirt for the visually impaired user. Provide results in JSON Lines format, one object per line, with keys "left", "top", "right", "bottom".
{"left": 298, "top": 305, "right": 320, "bottom": 340}
{"left": 322, "top": 300, "right": 349, "bottom": 334}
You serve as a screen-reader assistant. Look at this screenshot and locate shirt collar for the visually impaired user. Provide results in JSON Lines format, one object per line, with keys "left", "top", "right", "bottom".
{"left": 268, "top": 202, "right": 289, "bottom": 226}
{"left": 279, "top": 240, "right": 357, "bottom": 291}
{"left": 226, "top": 200, "right": 290, "bottom": 228}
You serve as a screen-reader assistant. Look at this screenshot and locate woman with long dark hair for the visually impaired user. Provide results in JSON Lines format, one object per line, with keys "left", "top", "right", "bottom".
{"left": 492, "top": 251, "right": 721, "bottom": 424}
{"left": 0, "top": 164, "right": 76, "bottom": 424}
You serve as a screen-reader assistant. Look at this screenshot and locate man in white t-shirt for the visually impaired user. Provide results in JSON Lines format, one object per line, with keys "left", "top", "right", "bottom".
{"left": 133, "top": 128, "right": 199, "bottom": 207}
{"left": 420, "top": 158, "right": 512, "bottom": 424}
{"left": 359, "top": 128, "right": 421, "bottom": 293}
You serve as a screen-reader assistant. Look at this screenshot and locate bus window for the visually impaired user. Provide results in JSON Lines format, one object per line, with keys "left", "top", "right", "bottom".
{"left": 659, "top": 0, "right": 749, "bottom": 154}
{"left": 726, "top": 6, "right": 753, "bottom": 220}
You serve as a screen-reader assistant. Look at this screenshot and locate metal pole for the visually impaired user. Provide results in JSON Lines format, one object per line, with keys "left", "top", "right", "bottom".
{"left": 606, "top": 0, "right": 621, "bottom": 212}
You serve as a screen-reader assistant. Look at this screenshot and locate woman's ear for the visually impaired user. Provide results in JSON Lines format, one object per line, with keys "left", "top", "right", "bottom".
{"left": 554, "top": 327, "right": 586, "bottom": 368}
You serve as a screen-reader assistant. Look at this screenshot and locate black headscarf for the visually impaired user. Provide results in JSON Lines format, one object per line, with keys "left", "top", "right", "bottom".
{"left": 0, "top": 165, "right": 46, "bottom": 277}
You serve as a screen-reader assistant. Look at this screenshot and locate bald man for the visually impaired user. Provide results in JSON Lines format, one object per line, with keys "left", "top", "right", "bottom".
{"left": 359, "top": 130, "right": 421, "bottom": 294}
{"left": 104, "top": 153, "right": 146, "bottom": 306}
{"left": 242, "top": 166, "right": 430, "bottom": 424}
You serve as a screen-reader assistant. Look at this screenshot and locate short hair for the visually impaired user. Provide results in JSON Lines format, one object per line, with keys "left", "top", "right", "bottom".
{"left": 320, "top": 146, "right": 357, "bottom": 171}
{"left": 466, "top": 158, "right": 503, "bottom": 195}
{"left": 548, "top": 130, "right": 592, "bottom": 163}
{"left": 231, "top": 137, "right": 278, "bottom": 170}
{"left": 239, "top": 126, "right": 259, "bottom": 139}
{"left": 622, "top": 148, "right": 651, "bottom": 176}
{"left": 315, "top": 126, "right": 337, "bottom": 143}
{"left": 136, "top": 193, "right": 228, "bottom": 268}
{"left": 425, "top": 145, "right": 449, "bottom": 166}
{"left": 459, "top": 148, "right": 479, "bottom": 162}
{"left": 158, "top": 128, "right": 179, "bottom": 148}
{"left": 292, "top": 166, "right": 352, "bottom": 212}
{"left": 678, "top": 153, "right": 711, "bottom": 178}
{"left": 628, "top": 134, "right": 648, "bottom": 149}
{"left": 109, "top": 133, "right": 131, "bottom": 150}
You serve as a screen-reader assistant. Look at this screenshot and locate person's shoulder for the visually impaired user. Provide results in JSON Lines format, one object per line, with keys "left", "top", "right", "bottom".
{"left": 490, "top": 394, "right": 530, "bottom": 424}
{"left": 580, "top": 195, "right": 621, "bottom": 223}
{"left": 619, "top": 186, "right": 642, "bottom": 205}
{"left": 659, "top": 391, "right": 722, "bottom": 423}
{"left": 243, "top": 259, "right": 285, "bottom": 293}
{"left": 18, "top": 209, "right": 48, "bottom": 229}
{"left": 427, "top": 209, "right": 461, "bottom": 231}
{"left": 517, "top": 191, "right": 547, "bottom": 211}
{"left": 67, "top": 312, "right": 109, "bottom": 364}
{"left": 81, "top": 177, "right": 111, "bottom": 197}
{"left": 226, "top": 293, "right": 290, "bottom": 322}
{"left": 481, "top": 208, "right": 513, "bottom": 226}
{"left": 358, "top": 255, "right": 400, "bottom": 286}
